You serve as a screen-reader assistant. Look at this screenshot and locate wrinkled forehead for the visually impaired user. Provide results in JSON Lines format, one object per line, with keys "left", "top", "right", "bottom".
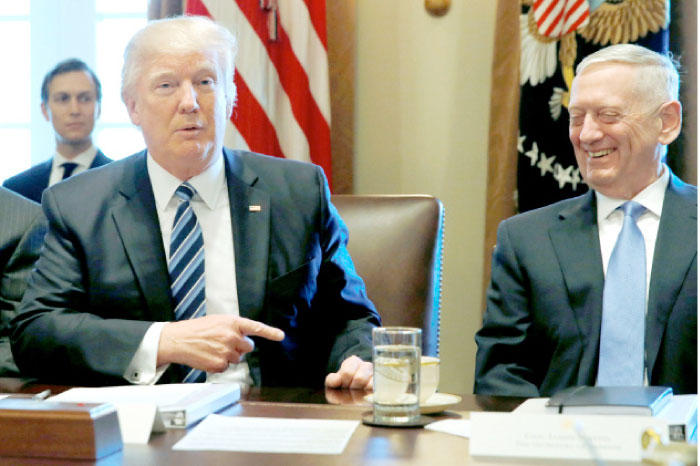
{"left": 141, "top": 50, "right": 222, "bottom": 79}
{"left": 570, "top": 63, "right": 643, "bottom": 110}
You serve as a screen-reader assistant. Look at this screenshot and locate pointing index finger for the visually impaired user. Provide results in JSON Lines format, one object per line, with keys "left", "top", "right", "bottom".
{"left": 237, "top": 318, "right": 285, "bottom": 341}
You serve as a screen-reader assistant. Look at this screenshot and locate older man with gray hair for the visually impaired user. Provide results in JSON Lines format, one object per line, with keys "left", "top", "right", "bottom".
{"left": 475, "top": 44, "right": 696, "bottom": 396}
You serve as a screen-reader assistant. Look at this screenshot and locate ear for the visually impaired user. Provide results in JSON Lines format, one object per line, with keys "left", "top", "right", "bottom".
{"left": 657, "top": 100, "right": 682, "bottom": 145}
{"left": 125, "top": 97, "right": 141, "bottom": 126}
{"left": 41, "top": 102, "right": 50, "bottom": 122}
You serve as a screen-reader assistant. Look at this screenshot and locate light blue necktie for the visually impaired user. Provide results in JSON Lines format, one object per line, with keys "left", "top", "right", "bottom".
{"left": 169, "top": 182, "right": 207, "bottom": 383}
{"left": 597, "top": 201, "right": 646, "bottom": 386}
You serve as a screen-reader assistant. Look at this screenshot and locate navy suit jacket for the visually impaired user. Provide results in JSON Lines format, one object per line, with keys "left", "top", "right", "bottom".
{"left": 3, "top": 150, "right": 112, "bottom": 203}
{"left": 10, "top": 149, "right": 380, "bottom": 387}
{"left": 475, "top": 173, "right": 697, "bottom": 396}
{"left": 0, "top": 187, "right": 46, "bottom": 375}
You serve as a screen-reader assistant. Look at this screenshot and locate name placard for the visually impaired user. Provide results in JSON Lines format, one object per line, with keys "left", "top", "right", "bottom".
{"left": 470, "top": 412, "right": 668, "bottom": 463}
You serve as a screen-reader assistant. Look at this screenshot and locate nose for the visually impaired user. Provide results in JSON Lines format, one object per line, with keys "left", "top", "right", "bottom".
{"left": 69, "top": 97, "right": 80, "bottom": 115}
{"left": 178, "top": 82, "right": 199, "bottom": 113}
{"left": 578, "top": 113, "right": 603, "bottom": 145}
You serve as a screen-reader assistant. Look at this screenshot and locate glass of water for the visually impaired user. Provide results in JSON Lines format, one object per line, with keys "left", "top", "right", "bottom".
{"left": 372, "top": 327, "right": 421, "bottom": 425}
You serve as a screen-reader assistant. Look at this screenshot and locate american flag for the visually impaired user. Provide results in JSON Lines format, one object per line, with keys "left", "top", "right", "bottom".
{"left": 185, "top": 0, "right": 332, "bottom": 186}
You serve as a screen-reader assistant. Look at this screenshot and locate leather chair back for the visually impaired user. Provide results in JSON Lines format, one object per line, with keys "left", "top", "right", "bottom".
{"left": 331, "top": 195, "right": 444, "bottom": 356}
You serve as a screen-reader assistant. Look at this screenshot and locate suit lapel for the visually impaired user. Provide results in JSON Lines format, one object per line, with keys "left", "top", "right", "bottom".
{"left": 90, "top": 150, "right": 112, "bottom": 168}
{"left": 110, "top": 152, "right": 172, "bottom": 321}
{"left": 223, "top": 149, "right": 270, "bottom": 322}
{"left": 646, "top": 174, "right": 697, "bottom": 373}
{"left": 36, "top": 160, "right": 52, "bottom": 200}
{"left": 548, "top": 192, "right": 605, "bottom": 382}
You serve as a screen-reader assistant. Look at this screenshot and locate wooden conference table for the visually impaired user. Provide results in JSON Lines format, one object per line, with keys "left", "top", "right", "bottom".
{"left": 0, "top": 378, "right": 526, "bottom": 465}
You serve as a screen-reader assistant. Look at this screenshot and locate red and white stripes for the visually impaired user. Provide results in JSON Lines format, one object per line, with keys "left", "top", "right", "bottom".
{"left": 186, "top": 0, "right": 332, "bottom": 186}
{"left": 532, "top": 0, "right": 590, "bottom": 38}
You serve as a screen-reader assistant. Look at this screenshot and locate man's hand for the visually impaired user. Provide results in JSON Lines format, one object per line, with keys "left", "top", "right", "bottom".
{"left": 324, "top": 355, "right": 373, "bottom": 390}
{"left": 157, "top": 315, "right": 284, "bottom": 372}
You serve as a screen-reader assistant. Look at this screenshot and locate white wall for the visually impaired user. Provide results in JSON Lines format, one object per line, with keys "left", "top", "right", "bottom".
{"left": 30, "top": 0, "right": 97, "bottom": 164}
{"left": 355, "top": 1, "right": 497, "bottom": 395}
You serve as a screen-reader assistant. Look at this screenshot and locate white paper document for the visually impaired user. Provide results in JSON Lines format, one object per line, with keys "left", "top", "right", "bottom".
{"left": 173, "top": 414, "right": 360, "bottom": 455}
{"left": 425, "top": 419, "right": 471, "bottom": 438}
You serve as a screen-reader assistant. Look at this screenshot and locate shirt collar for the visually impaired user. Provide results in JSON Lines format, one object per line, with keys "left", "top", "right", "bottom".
{"left": 147, "top": 152, "right": 225, "bottom": 212}
{"left": 52, "top": 146, "right": 97, "bottom": 169}
{"left": 596, "top": 164, "right": 670, "bottom": 220}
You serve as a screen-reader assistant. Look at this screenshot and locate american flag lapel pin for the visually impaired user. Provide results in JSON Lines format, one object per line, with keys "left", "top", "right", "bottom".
{"left": 249, "top": 205, "right": 262, "bottom": 212}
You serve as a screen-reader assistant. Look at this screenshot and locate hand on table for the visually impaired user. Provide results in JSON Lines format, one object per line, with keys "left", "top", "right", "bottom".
{"left": 324, "top": 386, "right": 371, "bottom": 405}
{"left": 324, "top": 355, "right": 373, "bottom": 390}
{"left": 158, "top": 315, "right": 284, "bottom": 372}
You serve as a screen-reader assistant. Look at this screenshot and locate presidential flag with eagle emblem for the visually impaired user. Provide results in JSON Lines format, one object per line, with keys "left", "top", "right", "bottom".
{"left": 517, "top": 0, "right": 669, "bottom": 212}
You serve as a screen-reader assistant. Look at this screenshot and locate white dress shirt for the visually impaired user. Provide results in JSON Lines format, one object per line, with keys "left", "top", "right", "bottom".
{"left": 125, "top": 153, "right": 252, "bottom": 385}
{"left": 48, "top": 146, "right": 98, "bottom": 186}
{"left": 595, "top": 165, "right": 669, "bottom": 385}
{"left": 596, "top": 165, "right": 669, "bottom": 301}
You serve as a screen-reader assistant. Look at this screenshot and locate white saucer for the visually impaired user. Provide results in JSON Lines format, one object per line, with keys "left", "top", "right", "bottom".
{"left": 364, "top": 393, "right": 462, "bottom": 414}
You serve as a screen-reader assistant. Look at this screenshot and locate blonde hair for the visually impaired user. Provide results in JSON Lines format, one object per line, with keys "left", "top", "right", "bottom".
{"left": 121, "top": 15, "right": 238, "bottom": 116}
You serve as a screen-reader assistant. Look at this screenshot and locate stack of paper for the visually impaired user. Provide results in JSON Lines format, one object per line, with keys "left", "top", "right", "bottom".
{"left": 515, "top": 392, "right": 698, "bottom": 442}
{"left": 51, "top": 383, "right": 240, "bottom": 443}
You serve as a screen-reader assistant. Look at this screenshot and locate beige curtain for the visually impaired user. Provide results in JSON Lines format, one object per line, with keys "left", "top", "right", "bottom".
{"left": 481, "top": 0, "right": 520, "bottom": 309}
{"left": 327, "top": 0, "right": 356, "bottom": 194}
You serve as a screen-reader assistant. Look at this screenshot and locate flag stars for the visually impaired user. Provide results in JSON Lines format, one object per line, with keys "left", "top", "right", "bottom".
{"left": 537, "top": 152, "right": 555, "bottom": 176}
{"left": 520, "top": 136, "right": 586, "bottom": 191}
{"left": 553, "top": 163, "right": 573, "bottom": 189}
{"left": 571, "top": 168, "right": 582, "bottom": 190}
{"left": 525, "top": 141, "right": 539, "bottom": 166}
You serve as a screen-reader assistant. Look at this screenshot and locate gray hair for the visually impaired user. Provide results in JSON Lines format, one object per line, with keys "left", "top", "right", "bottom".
{"left": 121, "top": 15, "right": 238, "bottom": 116}
{"left": 576, "top": 44, "right": 680, "bottom": 105}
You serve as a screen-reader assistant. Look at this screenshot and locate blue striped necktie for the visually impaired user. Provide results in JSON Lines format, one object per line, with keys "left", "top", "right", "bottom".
{"left": 597, "top": 201, "right": 646, "bottom": 386}
{"left": 169, "top": 182, "right": 206, "bottom": 383}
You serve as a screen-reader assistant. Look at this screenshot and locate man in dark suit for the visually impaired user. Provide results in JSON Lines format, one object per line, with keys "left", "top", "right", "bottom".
{"left": 475, "top": 44, "right": 696, "bottom": 396}
{"left": 11, "top": 16, "right": 380, "bottom": 389}
{"left": 0, "top": 187, "right": 46, "bottom": 376}
{"left": 3, "top": 58, "right": 111, "bottom": 203}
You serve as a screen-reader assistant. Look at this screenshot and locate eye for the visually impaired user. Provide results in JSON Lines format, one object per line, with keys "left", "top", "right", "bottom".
{"left": 569, "top": 114, "right": 584, "bottom": 127}
{"left": 154, "top": 81, "right": 176, "bottom": 94}
{"left": 54, "top": 93, "right": 69, "bottom": 103}
{"left": 199, "top": 77, "right": 215, "bottom": 87}
{"left": 78, "top": 94, "right": 94, "bottom": 103}
{"left": 598, "top": 112, "right": 621, "bottom": 124}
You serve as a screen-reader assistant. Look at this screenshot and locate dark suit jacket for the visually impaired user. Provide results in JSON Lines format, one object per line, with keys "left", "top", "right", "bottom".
{"left": 10, "top": 149, "right": 380, "bottom": 387}
{"left": 474, "top": 173, "right": 697, "bottom": 396}
{"left": 0, "top": 187, "right": 46, "bottom": 376}
{"left": 3, "top": 150, "right": 112, "bottom": 203}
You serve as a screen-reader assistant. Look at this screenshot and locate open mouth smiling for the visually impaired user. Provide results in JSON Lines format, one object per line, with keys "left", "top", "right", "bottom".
{"left": 588, "top": 148, "right": 614, "bottom": 158}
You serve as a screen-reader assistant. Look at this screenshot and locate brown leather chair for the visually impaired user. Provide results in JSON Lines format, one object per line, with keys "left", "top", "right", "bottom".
{"left": 331, "top": 195, "right": 444, "bottom": 357}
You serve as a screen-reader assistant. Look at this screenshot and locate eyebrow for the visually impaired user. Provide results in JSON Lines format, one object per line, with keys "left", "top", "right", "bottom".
{"left": 149, "top": 65, "right": 218, "bottom": 82}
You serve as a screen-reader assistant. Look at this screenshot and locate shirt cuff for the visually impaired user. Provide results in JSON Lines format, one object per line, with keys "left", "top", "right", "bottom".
{"left": 124, "top": 322, "right": 169, "bottom": 384}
